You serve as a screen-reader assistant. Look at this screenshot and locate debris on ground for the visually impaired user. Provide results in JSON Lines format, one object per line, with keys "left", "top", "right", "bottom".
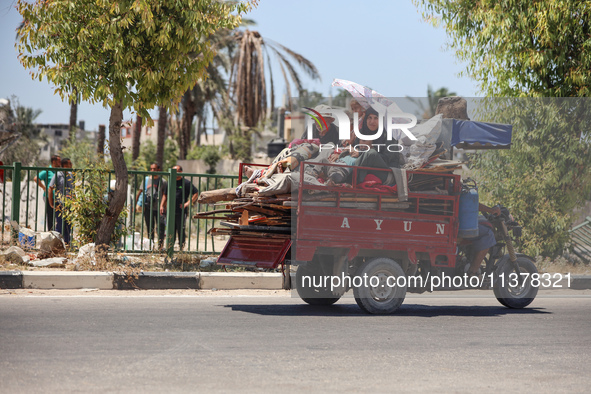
{"left": 29, "top": 257, "right": 67, "bottom": 268}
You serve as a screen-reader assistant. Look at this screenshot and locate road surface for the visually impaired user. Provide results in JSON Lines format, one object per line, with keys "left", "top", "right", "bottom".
{"left": 1, "top": 289, "right": 590, "bottom": 393}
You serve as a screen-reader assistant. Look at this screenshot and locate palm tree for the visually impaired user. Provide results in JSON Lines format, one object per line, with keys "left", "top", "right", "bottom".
{"left": 1, "top": 100, "right": 44, "bottom": 166}
{"left": 408, "top": 85, "right": 457, "bottom": 119}
{"left": 229, "top": 29, "right": 320, "bottom": 158}
{"left": 131, "top": 114, "right": 142, "bottom": 162}
{"left": 15, "top": 105, "right": 42, "bottom": 138}
{"left": 69, "top": 88, "right": 78, "bottom": 141}
{"left": 156, "top": 106, "right": 167, "bottom": 169}
{"left": 179, "top": 28, "right": 236, "bottom": 159}
{"left": 97, "top": 124, "right": 106, "bottom": 157}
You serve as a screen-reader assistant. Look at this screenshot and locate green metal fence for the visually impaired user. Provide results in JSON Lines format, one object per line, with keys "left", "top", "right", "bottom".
{"left": 0, "top": 162, "right": 238, "bottom": 257}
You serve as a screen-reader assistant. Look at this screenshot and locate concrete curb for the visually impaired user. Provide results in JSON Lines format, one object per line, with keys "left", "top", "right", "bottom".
{"left": 199, "top": 272, "right": 283, "bottom": 290}
{"left": 1, "top": 271, "right": 590, "bottom": 291}
{"left": 0, "top": 271, "right": 284, "bottom": 290}
{"left": 23, "top": 271, "right": 114, "bottom": 290}
{"left": 570, "top": 275, "right": 591, "bottom": 290}
{"left": 113, "top": 272, "right": 200, "bottom": 290}
{"left": 0, "top": 271, "right": 23, "bottom": 289}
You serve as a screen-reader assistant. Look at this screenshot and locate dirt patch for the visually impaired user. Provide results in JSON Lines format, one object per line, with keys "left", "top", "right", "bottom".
{"left": 1, "top": 246, "right": 589, "bottom": 276}
{"left": 536, "top": 256, "right": 591, "bottom": 275}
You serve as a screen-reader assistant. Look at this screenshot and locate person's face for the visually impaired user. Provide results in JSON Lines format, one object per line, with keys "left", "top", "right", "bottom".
{"left": 173, "top": 166, "right": 182, "bottom": 180}
{"left": 150, "top": 164, "right": 159, "bottom": 177}
{"left": 317, "top": 117, "right": 334, "bottom": 136}
{"left": 351, "top": 101, "right": 364, "bottom": 115}
{"left": 52, "top": 157, "right": 61, "bottom": 167}
{"left": 366, "top": 114, "right": 380, "bottom": 132}
{"left": 63, "top": 161, "right": 72, "bottom": 169}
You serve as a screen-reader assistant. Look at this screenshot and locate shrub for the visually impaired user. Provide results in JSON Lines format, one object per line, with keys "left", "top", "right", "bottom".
{"left": 60, "top": 161, "right": 128, "bottom": 248}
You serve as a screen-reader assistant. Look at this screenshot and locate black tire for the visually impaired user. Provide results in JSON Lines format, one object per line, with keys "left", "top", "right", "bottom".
{"left": 353, "top": 257, "right": 406, "bottom": 314}
{"left": 493, "top": 256, "right": 539, "bottom": 308}
{"left": 295, "top": 262, "right": 341, "bottom": 306}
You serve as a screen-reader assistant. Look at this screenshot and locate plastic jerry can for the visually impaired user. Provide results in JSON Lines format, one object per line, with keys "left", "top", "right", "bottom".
{"left": 458, "top": 188, "right": 479, "bottom": 238}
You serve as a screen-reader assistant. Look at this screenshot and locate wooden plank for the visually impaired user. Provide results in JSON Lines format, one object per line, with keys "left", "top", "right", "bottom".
{"left": 197, "top": 188, "right": 237, "bottom": 204}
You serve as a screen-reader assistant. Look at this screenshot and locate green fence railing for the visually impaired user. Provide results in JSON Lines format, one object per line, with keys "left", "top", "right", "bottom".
{"left": 0, "top": 162, "right": 238, "bottom": 257}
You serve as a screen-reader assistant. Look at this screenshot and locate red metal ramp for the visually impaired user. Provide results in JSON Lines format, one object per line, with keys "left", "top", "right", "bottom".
{"left": 217, "top": 235, "right": 291, "bottom": 269}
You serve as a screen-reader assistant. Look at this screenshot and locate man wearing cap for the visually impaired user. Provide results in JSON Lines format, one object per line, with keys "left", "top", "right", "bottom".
{"left": 34, "top": 154, "right": 61, "bottom": 231}
{"left": 160, "top": 165, "right": 199, "bottom": 250}
{"left": 135, "top": 163, "right": 167, "bottom": 250}
{"left": 301, "top": 104, "right": 340, "bottom": 146}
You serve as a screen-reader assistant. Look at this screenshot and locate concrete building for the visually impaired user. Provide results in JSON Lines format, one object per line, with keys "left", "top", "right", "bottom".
{"left": 36, "top": 121, "right": 92, "bottom": 162}
{"left": 283, "top": 111, "right": 305, "bottom": 142}
{"left": 121, "top": 120, "right": 226, "bottom": 151}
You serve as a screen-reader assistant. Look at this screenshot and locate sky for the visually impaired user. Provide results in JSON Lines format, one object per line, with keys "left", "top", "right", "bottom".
{"left": 0, "top": 0, "right": 479, "bottom": 133}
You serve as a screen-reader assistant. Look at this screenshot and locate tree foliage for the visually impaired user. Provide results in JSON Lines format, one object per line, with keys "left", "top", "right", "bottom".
{"left": 126, "top": 139, "right": 179, "bottom": 172}
{"left": 416, "top": 0, "right": 591, "bottom": 257}
{"left": 60, "top": 134, "right": 98, "bottom": 168}
{"left": 16, "top": 0, "right": 249, "bottom": 247}
{"left": 61, "top": 161, "right": 129, "bottom": 248}
{"left": 415, "top": 0, "right": 591, "bottom": 97}
{"left": 187, "top": 144, "right": 223, "bottom": 174}
{"left": 472, "top": 99, "right": 591, "bottom": 257}
{"left": 17, "top": 0, "right": 248, "bottom": 119}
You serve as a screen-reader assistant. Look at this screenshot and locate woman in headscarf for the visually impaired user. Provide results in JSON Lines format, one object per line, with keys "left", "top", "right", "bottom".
{"left": 352, "top": 106, "right": 403, "bottom": 183}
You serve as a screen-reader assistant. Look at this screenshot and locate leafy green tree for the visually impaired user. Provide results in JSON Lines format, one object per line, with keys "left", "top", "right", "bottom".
{"left": 61, "top": 160, "right": 129, "bottom": 248}
{"left": 17, "top": 0, "right": 248, "bottom": 247}
{"left": 472, "top": 99, "right": 591, "bottom": 257}
{"left": 187, "top": 145, "right": 223, "bottom": 174}
{"left": 60, "top": 137, "right": 98, "bottom": 168}
{"left": 416, "top": 0, "right": 591, "bottom": 256}
{"left": 133, "top": 139, "right": 179, "bottom": 172}
{"left": 415, "top": 0, "right": 591, "bottom": 97}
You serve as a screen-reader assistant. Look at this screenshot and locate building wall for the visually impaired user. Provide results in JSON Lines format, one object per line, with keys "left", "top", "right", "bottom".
{"left": 36, "top": 123, "right": 93, "bottom": 162}
{"left": 121, "top": 121, "right": 226, "bottom": 151}
{"left": 284, "top": 112, "right": 305, "bottom": 142}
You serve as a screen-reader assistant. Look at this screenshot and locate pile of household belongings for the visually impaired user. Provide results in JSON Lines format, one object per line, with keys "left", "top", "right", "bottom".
{"left": 196, "top": 80, "right": 512, "bottom": 231}
{"left": 195, "top": 113, "right": 464, "bottom": 231}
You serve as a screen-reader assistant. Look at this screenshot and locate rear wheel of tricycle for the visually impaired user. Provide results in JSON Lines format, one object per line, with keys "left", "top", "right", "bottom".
{"left": 295, "top": 261, "right": 341, "bottom": 306}
{"left": 353, "top": 257, "right": 407, "bottom": 314}
{"left": 493, "top": 256, "right": 539, "bottom": 308}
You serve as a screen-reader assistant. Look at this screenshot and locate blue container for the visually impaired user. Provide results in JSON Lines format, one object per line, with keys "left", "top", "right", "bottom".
{"left": 458, "top": 189, "right": 479, "bottom": 238}
{"left": 18, "top": 232, "right": 35, "bottom": 249}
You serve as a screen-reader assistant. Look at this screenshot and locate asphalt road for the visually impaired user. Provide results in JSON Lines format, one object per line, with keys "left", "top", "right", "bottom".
{"left": 1, "top": 290, "right": 590, "bottom": 393}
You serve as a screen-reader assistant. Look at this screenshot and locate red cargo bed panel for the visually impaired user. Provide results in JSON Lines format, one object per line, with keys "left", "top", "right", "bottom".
{"left": 217, "top": 235, "right": 291, "bottom": 269}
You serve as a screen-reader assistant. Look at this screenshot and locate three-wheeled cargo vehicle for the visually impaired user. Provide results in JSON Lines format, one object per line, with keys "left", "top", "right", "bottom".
{"left": 210, "top": 119, "right": 539, "bottom": 314}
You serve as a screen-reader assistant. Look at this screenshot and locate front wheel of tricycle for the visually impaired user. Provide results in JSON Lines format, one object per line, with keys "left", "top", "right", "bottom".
{"left": 493, "top": 256, "right": 539, "bottom": 308}
{"left": 353, "top": 257, "right": 407, "bottom": 314}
